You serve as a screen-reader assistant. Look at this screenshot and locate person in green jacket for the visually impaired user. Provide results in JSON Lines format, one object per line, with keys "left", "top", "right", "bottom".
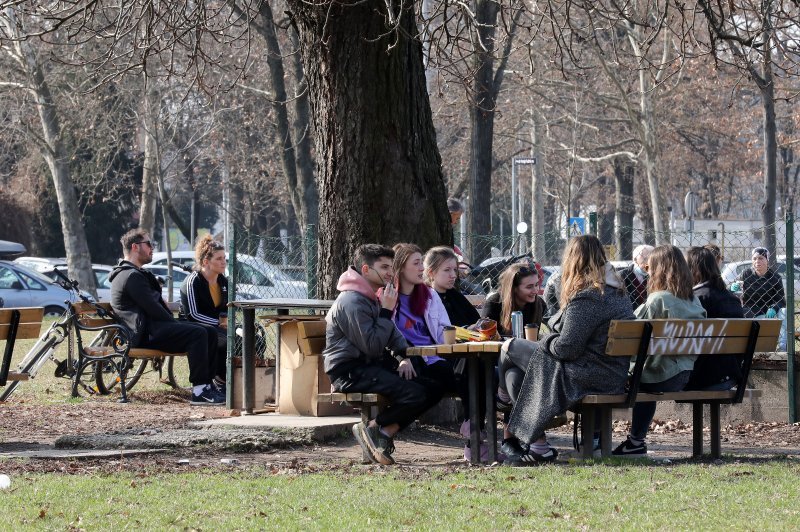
{"left": 613, "top": 245, "right": 706, "bottom": 457}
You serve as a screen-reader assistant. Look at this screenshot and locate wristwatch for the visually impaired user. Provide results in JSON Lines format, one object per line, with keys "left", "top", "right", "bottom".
{"left": 392, "top": 348, "right": 407, "bottom": 363}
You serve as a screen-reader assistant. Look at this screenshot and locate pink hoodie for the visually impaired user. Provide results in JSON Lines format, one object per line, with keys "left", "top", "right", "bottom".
{"left": 336, "top": 267, "right": 379, "bottom": 301}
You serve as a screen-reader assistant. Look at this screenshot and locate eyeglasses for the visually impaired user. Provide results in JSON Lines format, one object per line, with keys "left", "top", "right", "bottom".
{"left": 135, "top": 240, "right": 153, "bottom": 248}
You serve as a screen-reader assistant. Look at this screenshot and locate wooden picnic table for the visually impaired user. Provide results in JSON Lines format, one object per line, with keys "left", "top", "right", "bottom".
{"left": 407, "top": 341, "right": 503, "bottom": 464}
{"left": 230, "top": 298, "right": 333, "bottom": 414}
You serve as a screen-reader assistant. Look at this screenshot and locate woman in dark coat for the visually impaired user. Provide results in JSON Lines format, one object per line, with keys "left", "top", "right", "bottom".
{"left": 502, "top": 235, "right": 634, "bottom": 465}
{"left": 686, "top": 247, "right": 745, "bottom": 390}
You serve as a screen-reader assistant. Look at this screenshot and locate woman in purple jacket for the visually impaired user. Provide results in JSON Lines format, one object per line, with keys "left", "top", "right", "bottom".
{"left": 392, "top": 243, "right": 483, "bottom": 460}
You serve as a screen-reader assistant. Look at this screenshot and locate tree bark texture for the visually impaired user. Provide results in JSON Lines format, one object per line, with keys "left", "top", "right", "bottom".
{"left": 759, "top": 47, "right": 777, "bottom": 263}
{"left": 6, "top": 9, "right": 97, "bottom": 295}
{"left": 288, "top": 0, "right": 451, "bottom": 298}
{"left": 529, "top": 110, "right": 545, "bottom": 261}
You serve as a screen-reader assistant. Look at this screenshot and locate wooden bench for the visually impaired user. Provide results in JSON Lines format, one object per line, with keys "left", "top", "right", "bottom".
{"left": 0, "top": 307, "right": 44, "bottom": 386}
{"left": 70, "top": 302, "right": 188, "bottom": 402}
{"left": 576, "top": 318, "right": 780, "bottom": 459}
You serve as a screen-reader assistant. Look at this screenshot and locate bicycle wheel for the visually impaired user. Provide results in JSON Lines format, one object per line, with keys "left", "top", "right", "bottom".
{"left": 93, "top": 358, "right": 150, "bottom": 395}
{"left": 166, "top": 355, "right": 191, "bottom": 390}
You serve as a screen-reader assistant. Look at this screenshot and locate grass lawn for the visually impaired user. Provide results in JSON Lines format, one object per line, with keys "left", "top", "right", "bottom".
{"left": 1, "top": 461, "right": 799, "bottom": 529}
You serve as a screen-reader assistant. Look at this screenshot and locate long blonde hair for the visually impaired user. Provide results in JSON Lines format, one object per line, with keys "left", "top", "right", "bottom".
{"left": 647, "top": 245, "right": 694, "bottom": 300}
{"left": 497, "top": 262, "right": 539, "bottom": 333}
{"left": 559, "top": 235, "right": 608, "bottom": 308}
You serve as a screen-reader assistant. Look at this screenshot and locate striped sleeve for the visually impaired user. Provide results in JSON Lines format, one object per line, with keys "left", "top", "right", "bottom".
{"left": 186, "top": 272, "right": 219, "bottom": 326}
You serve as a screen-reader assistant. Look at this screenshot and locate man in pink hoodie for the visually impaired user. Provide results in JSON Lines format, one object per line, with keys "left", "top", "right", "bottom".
{"left": 324, "top": 244, "right": 443, "bottom": 465}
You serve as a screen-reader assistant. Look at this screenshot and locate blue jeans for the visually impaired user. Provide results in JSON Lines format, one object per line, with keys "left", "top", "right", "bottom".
{"left": 630, "top": 371, "right": 692, "bottom": 441}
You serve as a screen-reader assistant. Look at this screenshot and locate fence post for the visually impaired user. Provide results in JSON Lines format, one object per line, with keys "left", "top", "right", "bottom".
{"left": 786, "top": 212, "right": 796, "bottom": 423}
{"left": 305, "top": 224, "right": 317, "bottom": 299}
{"left": 589, "top": 211, "right": 597, "bottom": 236}
{"left": 226, "top": 223, "right": 238, "bottom": 408}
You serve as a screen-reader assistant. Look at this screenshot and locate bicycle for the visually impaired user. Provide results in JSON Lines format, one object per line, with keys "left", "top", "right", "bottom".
{"left": 0, "top": 269, "right": 189, "bottom": 402}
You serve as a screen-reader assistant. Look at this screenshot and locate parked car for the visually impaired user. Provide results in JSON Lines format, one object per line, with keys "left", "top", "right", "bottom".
{"left": 0, "top": 240, "right": 26, "bottom": 260}
{"left": 14, "top": 257, "right": 115, "bottom": 301}
{"left": 0, "top": 260, "right": 94, "bottom": 316}
{"left": 720, "top": 260, "right": 800, "bottom": 296}
{"left": 149, "top": 251, "right": 307, "bottom": 299}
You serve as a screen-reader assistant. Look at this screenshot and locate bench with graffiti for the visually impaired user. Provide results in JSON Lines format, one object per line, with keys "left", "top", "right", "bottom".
{"left": 575, "top": 318, "right": 780, "bottom": 459}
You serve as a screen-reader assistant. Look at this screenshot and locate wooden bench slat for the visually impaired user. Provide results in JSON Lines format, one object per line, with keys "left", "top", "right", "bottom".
{"left": 580, "top": 388, "right": 762, "bottom": 404}
{"left": 317, "top": 392, "right": 380, "bottom": 404}
{"left": 0, "top": 307, "right": 45, "bottom": 323}
{"left": 0, "top": 322, "right": 43, "bottom": 341}
{"left": 606, "top": 335, "right": 779, "bottom": 356}
{"left": 608, "top": 318, "right": 781, "bottom": 338}
{"left": 6, "top": 371, "right": 29, "bottom": 382}
{"left": 83, "top": 346, "right": 187, "bottom": 358}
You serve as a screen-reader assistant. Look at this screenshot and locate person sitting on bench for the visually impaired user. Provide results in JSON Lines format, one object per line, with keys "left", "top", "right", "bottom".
{"left": 324, "top": 244, "right": 442, "bottom": 466}
{"left": 110, "top": 228, "right": 222, "bottom": 406}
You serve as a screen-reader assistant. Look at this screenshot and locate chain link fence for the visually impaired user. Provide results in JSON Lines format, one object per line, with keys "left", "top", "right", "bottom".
{"left": 227, "top": 219, "right": 797, "bottom": 362}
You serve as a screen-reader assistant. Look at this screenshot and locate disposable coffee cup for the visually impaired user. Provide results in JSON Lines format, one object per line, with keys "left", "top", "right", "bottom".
{"left": 443, "top": 325, "right": 457, "bottom": 344}
{"left": 524, "top": 324, "right": 539, "bottom": 341}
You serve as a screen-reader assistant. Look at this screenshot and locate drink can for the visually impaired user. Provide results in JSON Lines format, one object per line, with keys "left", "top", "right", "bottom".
{"left": 511, "top": 311, "right": 524, "bottom": 338}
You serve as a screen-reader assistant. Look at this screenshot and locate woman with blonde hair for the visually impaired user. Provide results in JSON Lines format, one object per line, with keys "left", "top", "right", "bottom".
{"left": 612, "top": 244, "right": 706, "bottom": 456}
{"left": 180, "top": 234, "right": 228, "bottom": 395}
{"left": 423, "top": 246, "right": 479, "bottom": 327}
{"left": 502, "top": 235, "right": 634, "bottom": 465}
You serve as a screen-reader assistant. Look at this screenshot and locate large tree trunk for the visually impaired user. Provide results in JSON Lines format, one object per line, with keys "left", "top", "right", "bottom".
{"left": 288, "top": 0, "right": 451, "bottom": 298}
{"left": 467, "top": 0, "right": 500, "bottom": 263}
{"left": 6, "top": 9, "right": 96, "bottom": 295}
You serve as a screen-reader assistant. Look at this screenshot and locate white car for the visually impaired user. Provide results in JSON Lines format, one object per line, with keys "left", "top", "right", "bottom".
{"left": 14, "top": 257, "right": 114, "bottom": 301}
{"left": 720, "top": 260, "right": 800, "bottom": 297}
{"left": 149, "top": 251, "right": 307, "bottom": 300}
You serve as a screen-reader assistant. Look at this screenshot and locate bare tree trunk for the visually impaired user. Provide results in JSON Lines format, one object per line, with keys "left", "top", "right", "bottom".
{"left": 760, "top": 47, "right": 777, "bottom": 263}
{"left": 614, "top": 157, "right": 634, "bottom": 261}
{"left": 637, "top": 71, "right": 667, "bottom": 244}
{"left": 530, "top": 109, "right": 545, "bottom": 261}
{"left": 251, "top": 2, "right": 318, "bottom": 230}
{"left": 5, "top": 8, "right": 96, "bottom": 295}
{"left": 139, "top": 73, "right": 159, "bottom": 235}
{"left": 288, "top": 0, "right": 451, "bottom": 298}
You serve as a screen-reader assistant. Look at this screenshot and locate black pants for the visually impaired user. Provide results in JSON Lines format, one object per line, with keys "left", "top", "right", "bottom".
{"left": 141, "top": 321, "right": 215, "bottom": 386}
{"left": 329, "top": 360, "right": 442, "bottom": 431}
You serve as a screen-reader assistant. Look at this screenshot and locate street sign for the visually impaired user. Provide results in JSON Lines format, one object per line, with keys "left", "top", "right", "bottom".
{"left": 568, "top": 217, "right": 585, "bottom": 238}
{"left": 514, "top": 158, "right": 537, "bottom": 165}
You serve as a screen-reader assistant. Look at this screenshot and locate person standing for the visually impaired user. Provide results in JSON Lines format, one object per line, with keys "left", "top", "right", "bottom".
{"left": 732, "top": 247, "right": 785, "bottom": 319}
{"left": 110, "top": 229, "right": 222, "bottom": 405}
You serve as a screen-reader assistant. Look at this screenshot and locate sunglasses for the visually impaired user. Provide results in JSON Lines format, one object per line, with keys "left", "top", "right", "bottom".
{"left": 135, "top": 240, "right": 153, "bottom": 248}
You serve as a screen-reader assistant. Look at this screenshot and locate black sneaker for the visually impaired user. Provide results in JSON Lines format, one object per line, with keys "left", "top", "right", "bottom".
{"left": 352, "top": 422, "right": 395, "bottom": 465}
{"left": 213, "top": 382, "right": 227, "bottom": 399}
{"left": 612, "top": 438, "right": 647, "bottom": 457}
{"left": 507, "top": 446, "right": 559, "bottom": 466}
{"left": 190, "top": 385, "right": 225, "bottom": 406}
{"left": 500, "top": 437, "right": 528, "bottom": 459}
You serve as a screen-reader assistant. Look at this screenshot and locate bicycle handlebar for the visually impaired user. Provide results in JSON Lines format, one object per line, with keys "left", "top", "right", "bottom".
{"left": 51, "top": 267, "right": 112, "bottom": 317}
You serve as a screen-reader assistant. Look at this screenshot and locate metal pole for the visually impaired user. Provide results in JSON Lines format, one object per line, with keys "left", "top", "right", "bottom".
{"left": 589, "top": 211, "right": 597, "bottom": 237}
{"left": 226, "top": 223, "right": 238, "bottom": 408}
{"left": 511, "top": 160, "right": 517, "bottom": 253}
{"left": 786, "top": 211, "right": 796, "bottom": 423}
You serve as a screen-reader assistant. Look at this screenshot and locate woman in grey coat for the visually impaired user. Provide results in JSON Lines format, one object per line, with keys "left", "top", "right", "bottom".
{"left": 503, "top": 235, "right": 635, "bottom": 464}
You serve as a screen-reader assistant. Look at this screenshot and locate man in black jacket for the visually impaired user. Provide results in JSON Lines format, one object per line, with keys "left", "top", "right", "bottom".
{"left": 109, "top": 228, "right": 223, "bottom": 405}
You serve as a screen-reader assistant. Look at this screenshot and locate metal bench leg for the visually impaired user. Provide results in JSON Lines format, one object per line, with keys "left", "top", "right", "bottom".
{"left": 581, "top": 407, "right": 596, "bottom": 459}
{"left": 600, "top": 407, "right": 613, "bottom": 457}
{"left": 692, "top": 403, "right": 704, "bottom": 458}
{"left": 709, "top": 402, "right": 721, "bottom": 459}
{"left": 118, "top": 357, "right": 129, "bottom": 403}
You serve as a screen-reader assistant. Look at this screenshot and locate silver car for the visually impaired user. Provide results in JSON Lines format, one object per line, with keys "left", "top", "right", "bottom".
{"left": 0, "top": 260, "right": 93, "bottom": 317}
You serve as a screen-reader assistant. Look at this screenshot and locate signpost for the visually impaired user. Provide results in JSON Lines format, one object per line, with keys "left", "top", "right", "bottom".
{"left": 568, "top": 217, "right": 585, "bottom": 238}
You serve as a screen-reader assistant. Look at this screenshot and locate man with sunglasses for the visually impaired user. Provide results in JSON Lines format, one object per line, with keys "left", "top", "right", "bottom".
{"left": 109, "top": 228, "right": 222, "bottom": 405}
{"left": 324, "top": 244, "right": 442, "bottom": 465}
